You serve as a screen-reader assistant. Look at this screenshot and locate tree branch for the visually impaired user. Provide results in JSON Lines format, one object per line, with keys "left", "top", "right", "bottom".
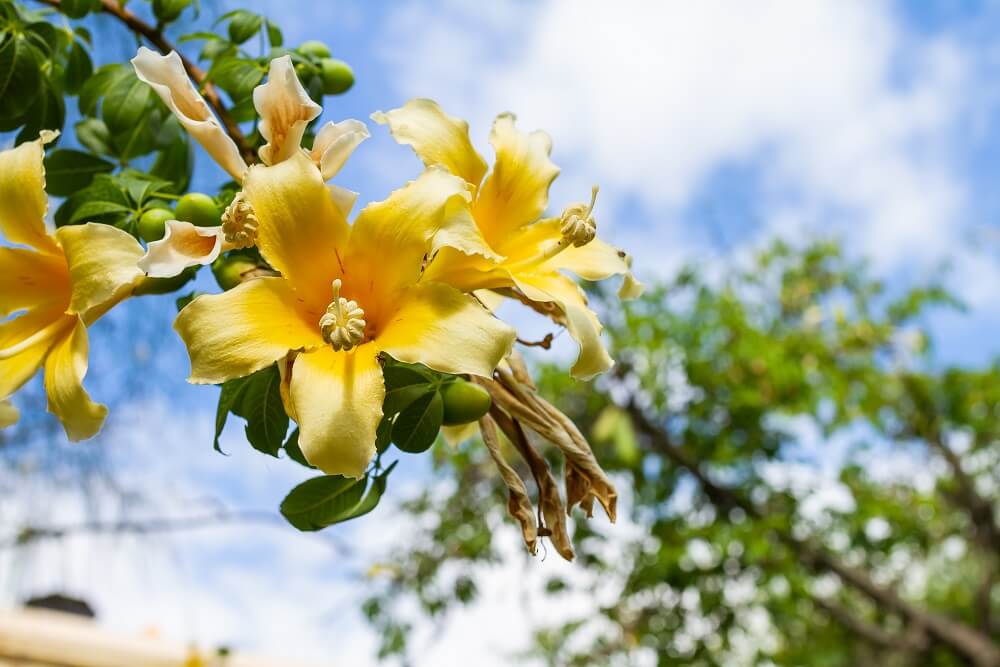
{"left": 626, "top": 401, "right": 1000, "bottom": 667}
{"left": 813, "top": 596, "right": 928, "bottom": 654}
{"left": 37, "top": 0, "right": 255, "bottom": 164}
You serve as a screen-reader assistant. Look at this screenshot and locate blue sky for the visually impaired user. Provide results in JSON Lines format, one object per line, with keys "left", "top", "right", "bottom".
{"left": 5, "top": 1, "right": 1000, "bottom": 664}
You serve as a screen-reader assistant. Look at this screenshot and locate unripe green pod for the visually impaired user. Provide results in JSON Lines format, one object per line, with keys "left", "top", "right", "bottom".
{"left": 175, "top": 193, "right": 222, "bottom": 228}
{"left": 137, "top": 208, "right": 174, "bottom": 242}
{"left": 298, "top": 40, "right": 332, "bottom": 59}
{"left": 441, "top": 380, "right": 492, "bottom": 426}
{"left": 212, "top": 255, "right": 259, "bottom": 291}
{"left": 319, "top": 58, "right": 354, "bottom": 95}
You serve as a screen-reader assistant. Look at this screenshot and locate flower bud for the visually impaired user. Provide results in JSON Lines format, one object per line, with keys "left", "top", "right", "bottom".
{"left": 298, "top": 40, "right": 332, "bottom": 59}
{"left": 320, "top": 58, "right": 354, "bottom": 95}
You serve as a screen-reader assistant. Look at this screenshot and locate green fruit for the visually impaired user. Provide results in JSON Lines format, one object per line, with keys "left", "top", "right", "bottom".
{"left": 441, "top": 380, "right": 492, "bottom": 426}
{"left": 133, "top": 266, "right": 198, "bottom": 296}
{"left": 319, "top": 58, "right": 354, "bottom": 95}
{"left": 212, "top": 255, "right": 259, "bottom": 291}
{"left": 175, "top": 193, "right": 221, "bottom": 228}
{"left": 298, "top": 40, "right": 331, "bottom": 59}
{"left": 137, "top": 208, "right": 174, "bottom": 242}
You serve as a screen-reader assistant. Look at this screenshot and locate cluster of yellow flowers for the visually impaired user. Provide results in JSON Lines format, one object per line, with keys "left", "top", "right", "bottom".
{"left": 0, "top": 50, "right": 640, "bottom": 479}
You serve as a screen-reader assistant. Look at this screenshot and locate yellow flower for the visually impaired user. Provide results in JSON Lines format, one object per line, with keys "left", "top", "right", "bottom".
{"left": 373, "top": 99, "right": 643, "bottom": 379}
{"left": 131, "top": 49, "right": 368, "bottom": 277}
{"left": 0, "top": 134, "right": 144, "bottom": 439}
{"left": 173, "top": 153, "right": 516, "bottom": 477}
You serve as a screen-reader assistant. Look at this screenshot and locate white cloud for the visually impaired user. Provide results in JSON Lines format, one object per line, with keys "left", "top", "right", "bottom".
{"left": 375, "top": 0, "right": 988, "bottom": 284}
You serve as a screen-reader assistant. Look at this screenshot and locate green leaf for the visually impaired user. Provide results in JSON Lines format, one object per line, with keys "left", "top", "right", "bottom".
{"left": 178, "top": 32, "right": 225, "bottom": 43}
{"left": 150, "top": 132, "right": 193, "bottom": 193}
{"left": 226, "top": 10, "right": 263, "bottom": 44}
{"left": 60, "top": 0, "right": 102, "bottom": 19}
{"left": 392, "top": 390, "right": 443, "bottom": 453}
{"left": 102, "top": 71, "right": 152, "bottom": 136}
{"left": 375, "top": 417, "right": 393, "bottom": 454}
{"left": 382, "top": 363, "right": 435, "bottom": 389}
{"left": 69, "top": 200, "right": 132, "bottom": 224}
{"left": 214, "top": 373, "right": 250, "bottom": 453}
{"left": 0, "top": 37, "right": 42, "bottom": 120}
{"left": 79, "top": 64, "right": 129, "bottom": 117}
{"left": 207, "top": 58, "right": 264, "bottom": 101}
{"left": 43, "top": 149, "right": 114, "bottom": 197}
{"left": 283, "top": 429, "right": 316, "bottom": 468}
{"left": 175, "top": 290, "right": 201, "bottom": 312}
{"left": 265, "top": 20, "right": 283, "bottom": 47}
{"left": 75, "top": 118, "right": 113, "bottom": 155}
{"left": 65, "top": 40, "right": 93, "bottom": 95}
{"left": 240, "top": 365, "right": 289, "bottom": 457}
{"left": 280, "top": 474, "right": 367, "bottom": 531}
{"left": 336, "top": 461, "right": 398, "bottom": 524}
{"left": 383, "top": 383, "right": 434, "bottom": 417}
{"left": 152, "top": 0, "right": 192, "bottom": 23}
{"left": 15, "top": 77, "right": 63, "bottom": 145}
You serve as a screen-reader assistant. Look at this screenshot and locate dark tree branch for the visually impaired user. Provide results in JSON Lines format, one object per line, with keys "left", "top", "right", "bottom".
{"left": 813, "top": 596, "right": 928, "bottom": 654}
{"left": 626, "top": 401, "right": 1000, "bottom": 667}
{"left": 37, "top": 0, "right": 256, "bottom": 164}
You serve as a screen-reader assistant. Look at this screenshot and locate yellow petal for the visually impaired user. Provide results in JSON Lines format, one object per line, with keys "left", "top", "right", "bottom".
{"left": 0, "top": 301, "right": 72, "bottom": 360}
{"left": 131, "top": 47, "right": 248, "bottom": 181}
{"left": 548, "top": 238, "right": 644, "bottom": 299}
{"left": 474, "top": 113, "right": 560, "bottom": 246}
{"left": 372, "top": 99, "right": 487, "bottom": 187}
{"left": 0, "top": 134, "right": 60, "bottom": 253}
{"left": 138, "top": 220, "right": 223, "bottom": 278}
{"left": 288, "top": 343, "right": 383, "bottom": 478}
{"left": 0, "top": 334, "right": 55, "bottom": 398}
{"left": 44, "top": 318, "right": 107, "bottom": 441}
{"left": 243, "top": 152, "right": 349, "bottom": 308}
{"left": 0, "top": 246, "right": 70, "bottom": 317}
{"left": 0, "top": 399, "right": 18, "bottom": 429}
{"left": 174, "top": 277, "right": 326, "bottom": 385}
{"left": 55, "top": 223, "right": 144, "bottom": 316}
{"left": 376, "top": 282, "right": 515, "bottom": 378}
{"left": 421, "top": 245, "right": 508, "bottom": 293}
{"left": 328, "top": 183, "right": 359, "bottom": 217}
{"left": 254, "top": 55, "right": 322, "bottom": 166}
{"left": 311, "top": 119, "right": 369, "bottom": 180}
{"left": 346, "top": 167, "right": 495, "bottom": 324}
{"left": 516, "top": 272, "right": 613, "bottom": 379}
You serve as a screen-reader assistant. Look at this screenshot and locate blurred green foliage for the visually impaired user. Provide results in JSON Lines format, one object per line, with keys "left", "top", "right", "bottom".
{"left": 362, "top": 241, "right": 999, "bottom": 666}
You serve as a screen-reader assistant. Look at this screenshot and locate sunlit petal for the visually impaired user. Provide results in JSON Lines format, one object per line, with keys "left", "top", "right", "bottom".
{"left": 376, "top": 282, "right": 515, "bottom": 378}
{"left": 243, "top": 152, "right": 349, "bottom": 307}
{"left": 138, "top": 220, "right": 223, "bottom": 278}
{"left": 0, "top": 334, "right": 55, "bottom": 399}
{"left": 372, "top": 98, "right": 487, "bottom": 187}
{"left": 311, "top": 119, "right": 369, "bottom": 180}
{"left": 288, "top": 343, "right": 383, "bottom": 478}
{"left": 474, "top": 113, "right": 560, "bottom": 246}
{"left": 132, "top": 47, "right": 248, "bottom": 181}
{"left": 328, "top": 184, "right": 359, "bottom": 217}
{"left": 55, "top": 223, "right": 144, "bottom": 316}
{"left": 0, "top": 246, "right": 70, "bottom": 317}
{"left": 515, "top": 272, "right": 613, "bottom": 379}
{"left": 174, "top": 277, "right": 326, "bottom": 385}
{"left": 547, "top": 238, "right": 644, "bottom": 299}
{"left": 0, "top": 134, "right": 60, "bottom": 253}
{"left": 44, "top": 318, "right": 107, "bottom": 441}
{"left": 254, "top": 55, "right": 322, "bottom": 166}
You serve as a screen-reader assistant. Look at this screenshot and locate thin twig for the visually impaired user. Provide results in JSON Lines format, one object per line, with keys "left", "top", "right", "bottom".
{"left": 516, "top": 333, "right": 555, "bottom": 349}
{"left": 36, "top": 0, "right": 255, "bottom": 163}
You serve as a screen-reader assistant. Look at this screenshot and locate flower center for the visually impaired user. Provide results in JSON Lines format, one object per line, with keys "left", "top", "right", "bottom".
{"left": 319, "top": 279, "right": 367, "bottom": 351}
{"left": 558, "top": 185, "right": 599, "bottom": 248}
{"left": 221, "top": 193, "right": 258, "bottom": 249}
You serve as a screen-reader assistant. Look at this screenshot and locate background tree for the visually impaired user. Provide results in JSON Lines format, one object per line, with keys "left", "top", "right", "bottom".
{"left": 362, "top": 241, "right": 1000, "bottom": 667}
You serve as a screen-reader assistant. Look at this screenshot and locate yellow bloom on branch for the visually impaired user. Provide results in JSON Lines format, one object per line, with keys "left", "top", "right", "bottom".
{"left": 131, "top": 48, "right": 369, "bottom": 277}
{"left": 374, "top": 99, "right": 642, "bottom": 379}
{"left": 173, "top": 153, "right": 515, "bottom": 477}
{"left": 0, "top": 134, "right": 144, "bottom": 439}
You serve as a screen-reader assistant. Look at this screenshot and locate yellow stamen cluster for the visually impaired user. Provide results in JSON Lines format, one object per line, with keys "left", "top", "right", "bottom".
{"left": 559, "top": 185, "right": 599, "bottom": 248}
{"left": 319, "top": 279, "right": 367, "bottom": 351}
{"left": 221, "top": 193, "right": 259, "bottom": 249}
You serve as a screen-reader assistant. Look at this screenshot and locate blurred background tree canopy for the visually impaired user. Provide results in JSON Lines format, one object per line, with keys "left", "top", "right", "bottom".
{"left": 361, "top": 241, "right": 999, "bottom": 667}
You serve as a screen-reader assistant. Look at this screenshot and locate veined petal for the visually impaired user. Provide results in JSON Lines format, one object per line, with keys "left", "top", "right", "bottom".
{"left": 328, "top": 184, "right": 359, "bottom": 217}
{"left": 372, "top": 99, "right": 487, "bottom": 187}
{"left": 547, "top": 238, "right": 644, "bottom": 300}
{"left": 288, "top": 343, "right": 383, "bottom": 478}
{"left": 0, "top": 134, "right": 60, "bottom": 253}
{"left": 0, "top": 334, "right": 54, "bottom": 398}
{"left": 0, "top": 399, "right": 18, "bottom": 429}
{"left": 132, "top": 47, "right": 248, "bottom": 181}
{"left": 174, "top": 277, "right": 326, "bottom": 385}
{"left": 421, "top": 245, "right": 509, "bottom": 293}
{"left": 243, "top": 152, "right": 349, "bottom": 308}
{"left": 312, "top": 119, "right": 369, "bottom": 181}
{"left": 0, "top": 246, "right": 70, "bottom": 317}
{"left": 55, "top": 223, "right": 144, "bottom": 316}
{"left": 138, "top": 220, "right": 223, "bottom": 278}
{"left": 376, "top": 282, "right": 515, "bottom": 378}
{"left": 474, "top": 113, "right": 560, "bottom": 246}
{"left": 254, "top": 55, "right": 322, "bottom": 166}
{"left": 346, "top": 168, "right": 496, "bottom": 324}
{"left": 515, "top": 272, "right": 613, "bottom": 379}
{"left": 44, "top": 318, "right": 107, "bottom": 441}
